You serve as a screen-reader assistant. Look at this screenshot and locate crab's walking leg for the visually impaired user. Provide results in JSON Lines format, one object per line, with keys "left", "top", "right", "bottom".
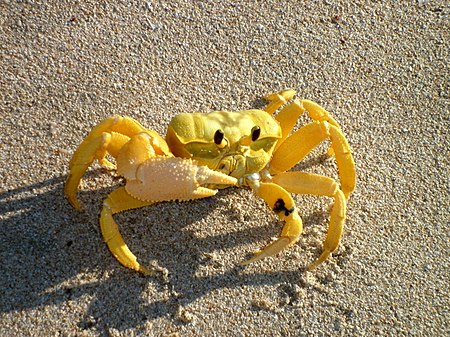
{"left": 272, "top": 172, "right": 346, "bottom": 270}
{"left": 265, "top": 90, "right": 342, "bottom": 155}
{"left": 102, "top": 158, "right": 237, "bottom": 274}
{"left": 301, "top": 99, "right": 341, "bottom": 156}
{"left": 270, "top": 121, "right": 356, "bottom": 199}
{"left": 328, "top": 125, "right": 356, "bottom": 199}
{"left": 242, "top": 182, "right": 303, "bottom": 265}
{"left": 263, "top": 89, "right": 296, "bottom": 114}
{"left": 101, "top": 187, "right": 154, "bottom": 274}
{"left": 273, "top": 99, "right": 341, "bottom": 151}
{"left": 65, "top": 131, "right": 130, "bottom": 209}
{"left": 65, "top": 115, "right": 170, "bottom": 209}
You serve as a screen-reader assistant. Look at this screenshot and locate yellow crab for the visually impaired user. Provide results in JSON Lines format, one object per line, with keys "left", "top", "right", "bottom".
{"left": 65, "top": 90, "right": 356, "bottom": 274}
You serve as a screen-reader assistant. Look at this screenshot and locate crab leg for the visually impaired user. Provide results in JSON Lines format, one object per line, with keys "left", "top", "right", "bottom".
{"left": 242, "top": 182, "right": 303, "bottom": 265}
{"left": 263, "top": 89, "right": 296, "bottom": 114}
{"left": 101, "top": 159, "right": 237, "bottom": 274}
{"left": 270, "top": 121, "right": 356, "bottom": 199}
{"left": 101, "top": 187, "right": 154, "bottom": 274}
{"left": 265, "top": 91, "right": 343, "bottom": 155}
{"left": 65, "top": 116, "right": 170, "bottom": 209}
{"left": 328, "top": 125, "right": 356, "bottom": 199}
{"left": 301, "top": 99, "right": 341, "bottom": 157}
{"left": 272, "top": 172, "right": 346, "bottom": 270}
{"left": 65, "top": 131, "right": 129, "bottom": 209}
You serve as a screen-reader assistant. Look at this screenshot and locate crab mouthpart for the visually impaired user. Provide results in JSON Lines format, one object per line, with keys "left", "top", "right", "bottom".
{"left": 215, "top": 154, "right": 247, "bottom": 179}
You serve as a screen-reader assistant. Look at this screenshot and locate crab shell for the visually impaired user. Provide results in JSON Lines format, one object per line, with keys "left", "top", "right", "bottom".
{"left": 166, "top": 110, "right": 282, "bottom": 179}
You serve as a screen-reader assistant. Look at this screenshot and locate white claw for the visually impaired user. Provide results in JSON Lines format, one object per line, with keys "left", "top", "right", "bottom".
{"left": 125, "top": 157, "right": 237, "bottom": 202}
{"left": 196, "top": 165, "right": 238, "bottom": 186}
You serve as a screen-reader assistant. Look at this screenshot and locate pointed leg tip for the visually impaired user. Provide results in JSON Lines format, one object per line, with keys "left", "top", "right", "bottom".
{"left": 240, "top": 254, "right": 264, "bottom": 266}
{"left": 307, "top": 262, "right": 318, "bottom": 271}
{"left": 240, "top": 260, "right": 251, "bottom": 266}
{"left": 264, "top": 89, "right": 296, "bottom": 102}
{"left": 66, "top": 194, "right": 83, "bottom": 210}
{"left": 138, "top": 265, "right": 151, "bottom": 275}
{"left": 241, "top": 237, "right": 293, "bottom": 266}
{"left": 308, "top": 250, "right": 332, "bottom": 271}
{"left": 279, "top": 89, "right": 296, "bottom": 99}
{"left": 241, "top": 248, "right": 267, "bottom": 266}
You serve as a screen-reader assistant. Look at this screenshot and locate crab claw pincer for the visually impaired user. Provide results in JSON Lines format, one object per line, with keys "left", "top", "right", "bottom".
{"left": 124, "top": 157, "right": 237, "bottom": 202}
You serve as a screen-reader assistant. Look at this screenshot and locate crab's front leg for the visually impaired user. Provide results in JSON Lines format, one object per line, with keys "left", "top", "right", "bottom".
{"left": 65, "top": 115, "right": 170, "bottom": 209}
{"left": 101, "top": 187, "right": 155, "bottom": 274}
{"left": 102, "top": 155, "right": 237, "bottom": 274}
{"left": 242, "top": 181, "right": 303, "bottom": 265}
{"left": 270, "top": 120, "right": 355, "bottom": 199}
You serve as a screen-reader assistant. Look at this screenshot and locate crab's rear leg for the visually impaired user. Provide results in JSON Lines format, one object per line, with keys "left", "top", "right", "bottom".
{"left": 272, "top": 172, "right": 346, "bottom": 270}
{"left": 263, "top": 89, "right": 296, "bottom": 114}
{"left": 242, "top": 182, "right": 303, "bottom": 265}
{"left": 270, "top": 121, "right": 356, "bottom": 199}
{"left": 264, "top": 90, "right": 341, "bottom": 155}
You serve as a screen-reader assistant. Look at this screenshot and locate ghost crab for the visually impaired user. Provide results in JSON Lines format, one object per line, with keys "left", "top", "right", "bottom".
{"left": 65, "top": 90, "right": 356, "bottom": 274}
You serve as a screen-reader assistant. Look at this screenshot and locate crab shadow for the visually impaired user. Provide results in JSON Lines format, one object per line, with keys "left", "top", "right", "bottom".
{"left": 0, "top": 164, "right": 331, "bottom": 333}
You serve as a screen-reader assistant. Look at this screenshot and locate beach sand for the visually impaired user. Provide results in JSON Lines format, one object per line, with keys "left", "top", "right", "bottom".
{"left": 1, "top": 1, "right": 448, "bottom": 336}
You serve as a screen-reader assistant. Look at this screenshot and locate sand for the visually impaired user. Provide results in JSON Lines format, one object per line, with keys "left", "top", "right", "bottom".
{"left": 1, "top": 1, "right": 448, "bottom": 336}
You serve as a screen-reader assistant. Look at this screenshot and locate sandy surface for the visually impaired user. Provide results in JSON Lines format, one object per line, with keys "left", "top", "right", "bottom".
{"left": 1, "top": 1, "right": 449, "bottom": 336}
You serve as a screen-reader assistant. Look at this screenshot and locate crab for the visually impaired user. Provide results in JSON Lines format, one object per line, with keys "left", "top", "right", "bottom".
{"left": 65, "top": 90, "right": 356, "bottom": 274}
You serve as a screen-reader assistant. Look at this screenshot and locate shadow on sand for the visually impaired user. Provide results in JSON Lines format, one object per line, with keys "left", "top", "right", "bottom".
{"left": 0, "top": 163, "right": 331, "bottom": 333}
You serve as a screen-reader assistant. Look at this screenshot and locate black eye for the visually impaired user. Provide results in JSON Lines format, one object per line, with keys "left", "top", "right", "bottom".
{"left": 214, "top": 129, "right": 225, "bottom": 145}
{"left": 251, "top": 126, "right": 261, "bottom": 141}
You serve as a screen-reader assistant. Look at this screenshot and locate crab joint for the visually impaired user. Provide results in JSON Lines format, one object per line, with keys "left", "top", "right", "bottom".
{"left": 273, "top": 198, "right": 295, "bottom": 216}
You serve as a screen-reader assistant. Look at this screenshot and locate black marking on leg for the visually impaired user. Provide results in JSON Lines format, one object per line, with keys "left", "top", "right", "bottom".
{"left": 273, "top": 198, "right": 295, "bottom": 216}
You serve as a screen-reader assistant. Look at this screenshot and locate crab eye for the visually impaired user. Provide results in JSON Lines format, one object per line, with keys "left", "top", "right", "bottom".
{"left": 251, "top": 126, "right": 261, "bottom": 141}
{"left": 214, "top": 129, "right": 225, "bottom": 145}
